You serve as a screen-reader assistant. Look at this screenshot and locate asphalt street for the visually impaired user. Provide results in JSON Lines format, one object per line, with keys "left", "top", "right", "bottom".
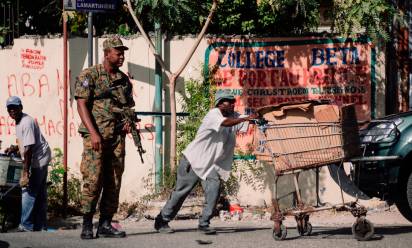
{"left": 1, "top": 210, "right": 412, "bottom": 248}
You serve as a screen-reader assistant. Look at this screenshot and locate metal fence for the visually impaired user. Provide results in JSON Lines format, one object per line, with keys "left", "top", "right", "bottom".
{"left": 1, "top": 0, "right": 19, "bottom": 47}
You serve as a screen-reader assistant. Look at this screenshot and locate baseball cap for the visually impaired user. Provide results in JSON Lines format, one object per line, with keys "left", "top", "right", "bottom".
{"left": 6, "top": 96, "right": 22, "bottom": 107}
{"left": 214, "top": 90, "right": 235, "bottom": 107}
{"left": 103, "top": 36, "right": 129, "bottom": 50}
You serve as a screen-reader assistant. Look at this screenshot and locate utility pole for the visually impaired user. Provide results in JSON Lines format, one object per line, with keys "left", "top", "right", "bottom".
{"left": 88, "top": 12, "right": 93, "bottom": 67}
{"left": 154, "top": 21, "right": 163, "bottom": 191}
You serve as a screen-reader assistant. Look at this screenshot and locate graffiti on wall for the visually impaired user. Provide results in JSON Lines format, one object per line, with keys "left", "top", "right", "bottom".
{"left": 1, "top": 66, "right": 80, "bottom": 137}
{"left": 20, "top": 48, "right": 47, "bottom": 70}
{"left": 1, "top": 63, "right": 154, "bottom": 141}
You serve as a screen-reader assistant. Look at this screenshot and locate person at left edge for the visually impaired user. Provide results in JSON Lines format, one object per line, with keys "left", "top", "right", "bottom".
{"left": 6, "top": 96, "right": 51, "bottom": 232}
{"left": 74, "top": 36, "right": 135, "bottom": 239}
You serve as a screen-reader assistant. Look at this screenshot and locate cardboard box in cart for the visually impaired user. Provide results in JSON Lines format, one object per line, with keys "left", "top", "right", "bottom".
{"left": 253, "top": 101, "right": 361, "bottom": 174}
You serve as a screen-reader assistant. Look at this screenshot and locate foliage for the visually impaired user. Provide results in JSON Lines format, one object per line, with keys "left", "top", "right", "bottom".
{"left": 118, "top": 201, "right": 147, "bottom": 220}
{"left": 48, "top": 148, "right": 82, "bottom": 216}
{"left": 93, "top": 5, "right": 136, "bottom": 36}
{"left": 256, "top": 0, "right": 320, "bottom": 35}
{"left": 209, "top": 0, "right": 259, "bottom": 34}
{"left": 131, "top": 0, "right": 209, "bottom": 37}
{"left": 224, "top": 160, "right": 266, "bottom": 197}
{"left": 18, "top": 0, "right": 62, "bottom": 35}
{"left": 330, "top": 0, "right": 405, "bottom": 42}
{"left": 1, "top": 0, "right": 405, "bottom": 43}
{"left": 134, "top": 77, "right": 212, "bottom": 204}
{"left": 0, "top": 26, "right": 9, "bottom": 45}
{"left": 129, "top": 0, "right": 320, "bottom": 36}
{"left": 66, "top": 12, "right": 88, "bottom": 36}
{"left": 176, "top": 78, "right": 213, "bottom": 159}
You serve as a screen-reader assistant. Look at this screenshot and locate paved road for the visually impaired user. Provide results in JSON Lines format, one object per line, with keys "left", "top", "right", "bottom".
{"left": 1, "top": 213, "right": 412, "bottom": 248}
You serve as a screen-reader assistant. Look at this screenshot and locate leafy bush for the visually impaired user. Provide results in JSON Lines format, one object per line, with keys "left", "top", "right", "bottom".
{"left": 48, "top": 148, "right": 82, "bottom": 216}
{"left": 0, "top": 26, "right": 9, "bottom": 45}
{"left": 176, "top": 79, "right": 214, "bottom": 159}
{"left": 224, "top": 159, "right": 266, "bottom": 197}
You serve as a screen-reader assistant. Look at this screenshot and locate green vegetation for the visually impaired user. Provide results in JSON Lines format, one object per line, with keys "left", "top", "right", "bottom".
{"left": 0, "top": 26, "right": 9, "bottom": 45}
{"left": 331, "top": 0, "right": 405, "bottom": 42}
{"left": 1, "top": 0, "right": 405, "bottom": 43}
{"left": 48, "top": 148, "right": 82, "bottom": 216}
{"left": 176, "top": 79, "right": 214, "bottom": 159}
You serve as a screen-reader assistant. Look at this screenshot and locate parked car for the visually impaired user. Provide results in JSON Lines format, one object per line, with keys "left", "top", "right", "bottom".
{"left": 351, "top": 111, "right": 412, "bottom": 221}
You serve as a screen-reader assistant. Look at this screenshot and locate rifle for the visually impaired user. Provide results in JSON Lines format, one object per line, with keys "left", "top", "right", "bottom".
{"left": 94, "top": 77, "right": 130, "bottom": 103}
{"left": 93, "top": 77, "right": 145, "bottom": 162}
{"left": 113, "top": 106, "right": 146, "bottom": 163}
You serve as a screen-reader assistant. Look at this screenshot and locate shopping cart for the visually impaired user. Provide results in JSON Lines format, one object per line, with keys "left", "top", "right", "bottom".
{"left": 0, "top": 155, "right": 22, "bottom": 232}
{"left": 253, "top": 101, "right": 375, "bottom": 241}
{"left": 0, "top": 183, "right": 20, "bottom": 232}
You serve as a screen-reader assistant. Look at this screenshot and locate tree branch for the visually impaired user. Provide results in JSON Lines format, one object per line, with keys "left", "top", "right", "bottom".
{"left": 125, "top": 0, "right": 172, "bottom": 78}
{"left": 174, "top": 0, "right": 218, "bottom": 77}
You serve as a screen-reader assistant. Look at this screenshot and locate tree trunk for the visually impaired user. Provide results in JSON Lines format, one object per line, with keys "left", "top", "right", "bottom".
{"left": 126, "top": 0, "right": 218, "bottom": 175}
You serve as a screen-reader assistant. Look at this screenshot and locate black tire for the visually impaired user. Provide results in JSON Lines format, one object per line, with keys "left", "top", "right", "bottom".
{"left": 304, "top": 222, "right": 312, "bottom": 236}
{"left": 0, "top": 201, "right": 7, "bottom": 233}
{"left": 272, "top": 224, "right": 287, "bottom": 241}
{"left": 297, "top": 222, "right": 312, "bottom": 236}
{"left": 352, "top": 217, "right": 374, "bottom": 241}
{"left": 395, "top": 168, "right": 412, "bottom": 222}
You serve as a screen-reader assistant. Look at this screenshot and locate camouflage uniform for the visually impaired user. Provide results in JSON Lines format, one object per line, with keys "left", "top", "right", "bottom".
{"left": 74, "top": 63, "right": 134, "bottom": 217}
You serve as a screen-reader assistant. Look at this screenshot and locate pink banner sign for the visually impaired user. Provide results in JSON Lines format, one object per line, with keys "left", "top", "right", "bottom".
{"left": 205, "top": 37, "right": 375, "bottom": 121}
{"left": 205, "top": 37, "right": 375, "bottom": 151}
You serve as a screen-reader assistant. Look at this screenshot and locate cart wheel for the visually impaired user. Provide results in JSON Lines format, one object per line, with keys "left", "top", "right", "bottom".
{"left": 0, "top": 208, "right": 6, "bottom": 233}
{"left": 303, "top": 222, "right": 313, "bottom": 236}
{"left": 272, "top": 224, "right": 287, "bottom": 240}
{"left": 352, "top": 217, "right": 374, "bottom": 241}
{"left": 297, "top": 222, "right": 312, "bottom": 236}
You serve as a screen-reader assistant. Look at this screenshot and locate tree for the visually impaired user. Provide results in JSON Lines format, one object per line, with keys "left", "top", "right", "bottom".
{"left": 126, "top": 0, "right": 218, "bottom": 172}
{"left": 131, "top": 0, "right": 211, "bottom": 37}
{"left": 330, "top": 0, "right": 403, "bottom": 42}
{"left": 16, "top": 0, "right": 62, "bottom": 35}
{"left": 256, "top": 0, "right": 320, "bottom": 35}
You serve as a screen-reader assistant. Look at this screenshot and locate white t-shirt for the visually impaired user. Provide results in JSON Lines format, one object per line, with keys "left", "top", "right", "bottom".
{"left": 183, "top": 108, "right": 248, "bottom": 181}
{"left": 16, "top": 113, "right": 51, "bottom": 168}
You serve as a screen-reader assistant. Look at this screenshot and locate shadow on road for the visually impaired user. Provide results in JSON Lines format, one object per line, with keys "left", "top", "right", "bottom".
{"left": 213, "top": 227, "right": 271, "bottom": 233}
{"left": 306, "top": 225, "right": 412, "bottom": 240}
{"left": 0, "top": 240, "right": 10, "bottom": 248}
{"left": 126, "top": 226, "right": 272, "bottom": 236}
{"left": 125, "top": 225, "right": 412, "bottom": 241}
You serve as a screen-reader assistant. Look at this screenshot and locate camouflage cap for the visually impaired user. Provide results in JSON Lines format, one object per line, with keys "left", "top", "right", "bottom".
{"left": 103, "top": 37, "right": 129, "bottom": 51}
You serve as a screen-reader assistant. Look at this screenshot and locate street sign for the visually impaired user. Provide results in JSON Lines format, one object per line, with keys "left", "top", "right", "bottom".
{"left": 63, "top": 0, "right": 120, "bottom": 12}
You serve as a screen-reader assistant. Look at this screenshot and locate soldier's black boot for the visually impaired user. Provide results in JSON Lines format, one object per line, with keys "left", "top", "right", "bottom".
{"left": 80, "top": 214, "right": 94, "bottom": 240}
{"left": 96, "top": 216, "right": 126, "bottom": 238}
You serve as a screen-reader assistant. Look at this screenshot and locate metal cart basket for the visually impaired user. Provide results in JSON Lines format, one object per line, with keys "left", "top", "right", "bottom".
{"left": 254, "top": 101, "right": 375, "bottom": 241}
{"left": 0, "top": 155, "right": 22, "bottom": 232}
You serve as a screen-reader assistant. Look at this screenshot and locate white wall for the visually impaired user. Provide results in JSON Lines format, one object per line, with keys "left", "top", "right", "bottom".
{"left": 0, "top": 36, "right": 385, "bottom": 207}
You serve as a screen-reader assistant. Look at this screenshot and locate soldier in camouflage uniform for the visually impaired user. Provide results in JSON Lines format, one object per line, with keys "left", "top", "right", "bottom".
{"left": 74, "top": 36, "right": 134, "bottom": 240}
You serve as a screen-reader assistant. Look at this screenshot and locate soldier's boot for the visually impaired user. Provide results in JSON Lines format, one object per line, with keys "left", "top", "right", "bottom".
{"left": 80, "top": 214, "right": 94, "bottom": 240}
{"left": 96, "top": 216, "right": 126, "bottom": 238}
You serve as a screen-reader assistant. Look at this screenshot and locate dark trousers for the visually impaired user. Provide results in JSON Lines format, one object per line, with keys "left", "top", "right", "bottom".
{"left": 159, "top": 156, "right": 221, "bottom": 227}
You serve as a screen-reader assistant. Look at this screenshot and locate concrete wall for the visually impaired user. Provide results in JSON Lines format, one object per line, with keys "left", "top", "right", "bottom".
{"left": 0, "top": 36, "right": 386, "bottom": 207}
{"left": 0, "top": 36, "right": 208, "bottom": 203}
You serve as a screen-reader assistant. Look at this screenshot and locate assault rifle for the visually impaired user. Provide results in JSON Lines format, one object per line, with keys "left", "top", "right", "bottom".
{"left": 93, "top": 76, "right": 146, "bottom": 163}
{"left": 112, "top": 106, "right": 146, "bottom": 163}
